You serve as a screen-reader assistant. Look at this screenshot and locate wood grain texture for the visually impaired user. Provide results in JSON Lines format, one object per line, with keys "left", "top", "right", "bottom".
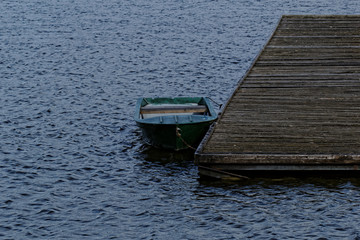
{"left": 195, "top": 15, "right": 360, "bottom": 167}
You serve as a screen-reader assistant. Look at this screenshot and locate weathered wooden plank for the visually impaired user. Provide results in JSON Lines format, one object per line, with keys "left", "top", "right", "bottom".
{"left": 245, "top": 76, "right": 360, "bottom": 81}
{"left": 269, "top": 37, "right": 360, "bottom": 47}
{"left": 282, "top": 15, "right": 360, "bottom": 19}
{"left": 254, "top": 59, "right": 360, "bottom": 67}
{"left": 278, "top": 23, "right": 360, "bottom": 29}
{"left": 196, "top": 154, "right": 360, "bottom": 165}
{"left": 261, "top": 47, "right": 360, "bottom": 55}
{"left": 241, "top": 83, "right": 360, "bottom": 88}
{"left": 251, "top": 66, "right": 360, "bottom": 72}
{"left": 276, "top": 30, "right": 360, "bottom": 36}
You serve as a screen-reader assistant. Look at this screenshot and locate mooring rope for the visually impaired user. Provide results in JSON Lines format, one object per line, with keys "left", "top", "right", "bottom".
{"left": 208, "top": 97, "right": 223, "bottom": 110}
{"left": 175, "top": 127, "right": 197, "bottom": 151}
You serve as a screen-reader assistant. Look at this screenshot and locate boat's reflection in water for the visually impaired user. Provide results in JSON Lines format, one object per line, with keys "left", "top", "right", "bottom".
{"left": 139, "top": 145, "right": 195, "bottom": 164}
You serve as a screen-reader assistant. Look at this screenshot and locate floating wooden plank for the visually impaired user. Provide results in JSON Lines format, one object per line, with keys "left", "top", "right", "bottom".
{"left": 195, "top": 15, "right": 360, "bottom": 177}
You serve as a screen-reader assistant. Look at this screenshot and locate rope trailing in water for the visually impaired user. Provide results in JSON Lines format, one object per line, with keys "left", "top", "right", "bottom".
{"left": 175, "top": 127, "right": 197, "bottom": 151}
{"left": 208, "top": 97, "right": 223, "bottom": 110}
{"left": 198, "top": 165, "right": 250, "bottom": 180}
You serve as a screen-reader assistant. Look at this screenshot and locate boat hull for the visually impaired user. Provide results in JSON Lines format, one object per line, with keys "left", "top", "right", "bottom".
{"left": 137, "top": 121, "right": 214, "bottom": 151}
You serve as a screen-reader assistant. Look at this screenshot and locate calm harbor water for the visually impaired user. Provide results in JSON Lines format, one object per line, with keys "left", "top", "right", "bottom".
{"left": 2, "top": 0, "right": 360, "bottom": 239}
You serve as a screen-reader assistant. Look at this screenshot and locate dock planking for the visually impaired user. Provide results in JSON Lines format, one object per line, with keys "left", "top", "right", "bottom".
{"left": 195, "top": 15, "right": 360, "bottom": 176}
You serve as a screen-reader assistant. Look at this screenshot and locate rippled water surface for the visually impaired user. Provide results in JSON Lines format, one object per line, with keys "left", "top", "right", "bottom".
{"left": 2, "top": 0, "right": 360, "bottom": 239}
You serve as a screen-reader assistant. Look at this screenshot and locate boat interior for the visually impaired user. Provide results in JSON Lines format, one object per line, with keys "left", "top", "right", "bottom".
{"left": 140, "top": 104, "right": 210, "bottom": 119}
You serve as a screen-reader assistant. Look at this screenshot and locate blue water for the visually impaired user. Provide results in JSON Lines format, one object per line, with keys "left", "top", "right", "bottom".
{"left": 2, "top": 0, "right": 360, "bottom": 239}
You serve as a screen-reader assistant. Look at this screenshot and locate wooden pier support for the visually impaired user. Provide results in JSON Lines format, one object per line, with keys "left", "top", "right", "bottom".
{"left": 195, "top": 15, "right": 360, "bottom": 177}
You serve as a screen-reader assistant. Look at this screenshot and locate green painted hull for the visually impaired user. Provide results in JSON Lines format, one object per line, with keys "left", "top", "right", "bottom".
{"left": 134, "top": 97, "right": 218, "bottom": 151}
{"left": 137, "top": 121, "right": 213, "bottom": 151}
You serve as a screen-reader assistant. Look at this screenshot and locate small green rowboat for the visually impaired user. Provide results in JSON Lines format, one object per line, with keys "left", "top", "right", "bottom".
{"left": 134, "top": 97, "right": 218, "bottom": 151}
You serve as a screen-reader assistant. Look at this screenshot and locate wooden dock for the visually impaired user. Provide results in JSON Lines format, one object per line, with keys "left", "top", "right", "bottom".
{"left": 195, "top": 15, "right": 360, "bottom": 177}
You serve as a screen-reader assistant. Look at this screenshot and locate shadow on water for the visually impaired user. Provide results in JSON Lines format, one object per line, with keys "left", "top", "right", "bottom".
{"left": 131, "top": 126, "right": 195, "bottom": 164}
{"left": 133, "top": 142, "right": 360, "bottom": 189}
{"left": 132, "top": 144, "right": 199, "bottom": 181}
{"left": 198, "top": 174, "right": 360, "bottom": 189}
{"left": 132, "top": 136, "right": 360, "bottom": 189}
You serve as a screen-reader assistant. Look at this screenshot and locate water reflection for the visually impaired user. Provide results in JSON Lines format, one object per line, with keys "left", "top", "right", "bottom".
{"left": 138, "top": 145, "right": 195, "bottom": 164}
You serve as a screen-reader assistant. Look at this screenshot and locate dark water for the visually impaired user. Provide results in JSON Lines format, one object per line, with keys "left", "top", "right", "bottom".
{"left": 2, "top": 0, "right": 360, "bottom": 239}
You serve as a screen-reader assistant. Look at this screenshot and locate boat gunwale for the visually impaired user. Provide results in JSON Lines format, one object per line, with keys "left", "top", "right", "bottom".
{"left": 134, "top": 97, "right": 218, "bottom": 126}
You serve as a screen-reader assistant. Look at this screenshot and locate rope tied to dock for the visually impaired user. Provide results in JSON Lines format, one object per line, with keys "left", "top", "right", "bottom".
{"left": 176, "top": 127, "right": 197, "bottom": 151}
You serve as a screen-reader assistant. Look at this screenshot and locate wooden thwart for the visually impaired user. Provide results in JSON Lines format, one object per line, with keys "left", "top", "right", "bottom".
{"left": 140, "top": 105, "right": 207, "bottom": 114}
{"left": 195, "top": 15, "right": 360, "bottom": 177}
